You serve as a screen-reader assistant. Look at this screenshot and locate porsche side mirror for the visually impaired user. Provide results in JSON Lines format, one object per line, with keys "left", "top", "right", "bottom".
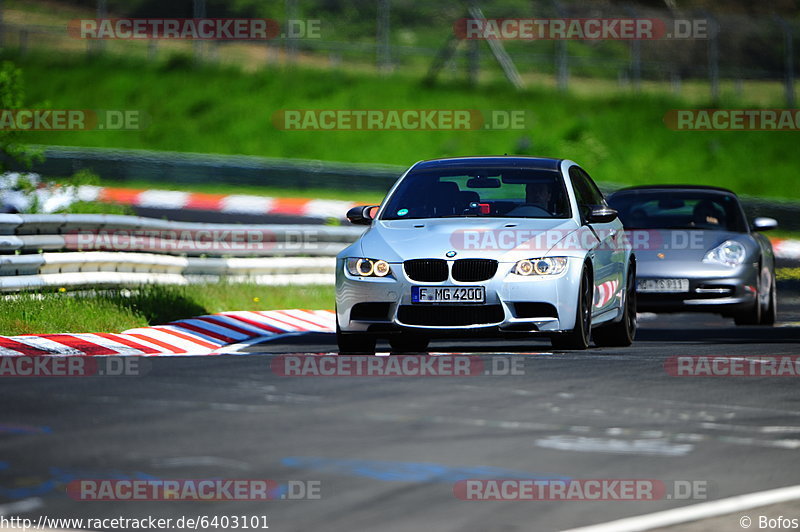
{"left": 346, "top": 205, "right": 379, "bottom": 225}
{"left": 752, "top": 217, "right": 778, "bottom": 232}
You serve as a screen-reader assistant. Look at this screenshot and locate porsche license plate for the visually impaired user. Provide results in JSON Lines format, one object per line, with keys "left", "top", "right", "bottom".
{"left": 412, "top": 286, "right": 485, "bottom": 303}
{"left": 637, "top": 278, "right": 689, "bottom": 293}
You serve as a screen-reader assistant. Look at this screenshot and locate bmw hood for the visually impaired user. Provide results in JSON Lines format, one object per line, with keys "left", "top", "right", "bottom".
{"left": 352, "top": 217, "right": 582, "bottom": 262}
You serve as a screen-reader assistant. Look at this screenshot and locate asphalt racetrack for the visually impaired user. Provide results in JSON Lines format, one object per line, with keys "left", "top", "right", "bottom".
{"left": 1, "top": 284, "right": 799, "bottom": 531}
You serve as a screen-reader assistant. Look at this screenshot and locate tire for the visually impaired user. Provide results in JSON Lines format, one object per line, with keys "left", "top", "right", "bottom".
{"left": 734, "top": 266, "right": 763, "bottom": 326}
{"left": 336, "top": 320, "right": 376, "bottom": 355}
{"left": 389, "top": 336, "right": 430, "bottom": 354}
{"left": 593, "top": 264, "right": 637, "bottom": 347}
{"left": 551, "top": 266, "right": 592, "bottom": 350}
{"left": 760, "top": 273, "right": 777, "bottom": 326}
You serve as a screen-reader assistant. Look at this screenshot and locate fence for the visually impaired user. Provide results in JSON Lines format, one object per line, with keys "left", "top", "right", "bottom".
{"left": 3, "top": 1, "right": 797, "bottom": 103}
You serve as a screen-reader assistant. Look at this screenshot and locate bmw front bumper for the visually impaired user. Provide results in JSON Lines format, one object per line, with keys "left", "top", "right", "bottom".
{"left": 335, "top": 257, "right": 585, "bottom": 336}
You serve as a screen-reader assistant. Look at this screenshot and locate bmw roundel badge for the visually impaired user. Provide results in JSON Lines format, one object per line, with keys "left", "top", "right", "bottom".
{"left": 446, "top": 250, "right": 457, "bottom": 258}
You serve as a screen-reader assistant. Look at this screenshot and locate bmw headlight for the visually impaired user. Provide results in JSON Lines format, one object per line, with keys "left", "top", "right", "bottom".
{"left": 703, "top": 240, "right": 746, "bottom": 267}
{"left": 513, "top": 257, "right": 568, "bottom": 276}
{"left": 346, "top": 258, "right": 391, "bottom": 277}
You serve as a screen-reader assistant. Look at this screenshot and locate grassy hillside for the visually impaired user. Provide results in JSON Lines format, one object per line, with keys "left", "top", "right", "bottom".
{"left": 11, "top": 49, "right": 800, "bottom": 199}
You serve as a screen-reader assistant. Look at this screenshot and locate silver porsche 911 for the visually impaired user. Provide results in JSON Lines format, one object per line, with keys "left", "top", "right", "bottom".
{"left": 335, "top": 156, "right": 637, "bottom": 354}
{"left": 606, "top": 185, "right": 777, "bottom": 326}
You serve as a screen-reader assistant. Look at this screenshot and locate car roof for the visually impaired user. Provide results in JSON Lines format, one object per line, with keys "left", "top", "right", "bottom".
{"left": 413, "top": 156, "right": 563, "bottom": 171}
{"left": 610, "top": 185, "right": 738, "bottom": 196}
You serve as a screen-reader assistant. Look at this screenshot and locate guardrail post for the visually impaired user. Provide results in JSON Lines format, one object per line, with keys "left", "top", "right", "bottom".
{"left": 285, "top": 0, "right": 298, "bottom": 63}
{"left": 777, "top": 17, "right": 795, "bottom": 108}
{"left": 193, "top": 0, "right": 206, "bottom": 64}
{"left": 553, "top": 0, "right": 569, "bottom": 92}
{"left": 376, "top": 0, "right": 391, "bottom": 73}
{"left": 625, "top": 4, "right": 641, "bottom": 92}
{"left": 707, "top": 14, "right": 720, "bottom": 104}
{"left": 90, "top": 0, "right": 107, "bottom": 56}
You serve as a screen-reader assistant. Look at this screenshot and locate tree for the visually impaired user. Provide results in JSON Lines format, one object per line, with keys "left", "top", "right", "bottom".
{"left": 0, "top": 61, "right": 41, "bottom": 172}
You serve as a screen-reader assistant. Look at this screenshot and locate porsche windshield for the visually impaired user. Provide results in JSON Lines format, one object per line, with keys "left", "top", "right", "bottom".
{"left": 380, "top": 167, "right": 571, "bottom": 220}
{"left": 608, "top": 191, "right": 748, "bottom": 232}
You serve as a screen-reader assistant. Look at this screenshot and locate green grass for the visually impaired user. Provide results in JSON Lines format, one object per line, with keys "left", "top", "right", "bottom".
{"left": 9, "top": 49, "right": 800, "bottom": 202}
{"left": 778, "top": 268, "right": 800, "bottom": 281}
{"left": 0, "top": 283, "right": 333, "bottom": 335}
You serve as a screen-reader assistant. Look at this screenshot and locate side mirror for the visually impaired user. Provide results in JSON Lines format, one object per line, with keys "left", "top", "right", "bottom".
{"left": 752, "top": 217, "right": 778, "bottom": 231}
{"left": 346, "top": 205, "right": 379, "bottom": 225}
{"left": 586, "top": 205, "right": 618, "bottom": 224}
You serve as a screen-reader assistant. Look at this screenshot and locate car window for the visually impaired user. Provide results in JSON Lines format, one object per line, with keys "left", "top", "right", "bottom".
{"left": 607, "top": 191, "right": 748, "bottom": 232}
{"left": 569, "top": 166, "right": 604, "bottom": 205}
{"left": 568, "top": 166, "right": 605, "bottom": 221}
{"left": 380, "top": 167, "right": 571, "bottom": 220}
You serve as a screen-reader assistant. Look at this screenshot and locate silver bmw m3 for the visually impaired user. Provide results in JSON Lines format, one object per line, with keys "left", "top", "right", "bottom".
{"left": 335, "top": 156, "right": 637, "bottom": 354}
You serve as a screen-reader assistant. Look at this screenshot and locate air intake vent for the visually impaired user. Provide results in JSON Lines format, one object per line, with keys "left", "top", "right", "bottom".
{"left": 397, "top": 305, "right": 504, "bottom": 326}
{"left": 514, "top": 302, "right": 558, "bottom": 319}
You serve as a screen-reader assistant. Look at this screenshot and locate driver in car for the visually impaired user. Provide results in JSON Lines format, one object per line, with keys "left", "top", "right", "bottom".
{"left": 526, "top": 183, "right": 553, "bottom": 213}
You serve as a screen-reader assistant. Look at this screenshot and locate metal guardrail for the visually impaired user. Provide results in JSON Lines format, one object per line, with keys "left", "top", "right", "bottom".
{"left": 0, "top": 213, "right": 363, "bottom": 291}
{"left": 0, "top": 213, "right": 364, "bottom": 256}
{"left": 16, "top": 145, "right": 405, "bottom": 193}
{"left": 0, "top": 253, "right": 336, "bottom": 291}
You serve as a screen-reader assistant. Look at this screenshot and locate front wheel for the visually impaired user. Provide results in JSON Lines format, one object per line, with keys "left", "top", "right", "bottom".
{"left": 593, "top": 265, "right": 637, "bottom": 347}
{"left": 760, "top": 274, "right": 777, "bottom": 326}
{"left": 336, "top": 320, "right": 376, "bottom": 355}
{"left": 551, "top": 266, "right": 592, "bottom": 350}
{"left": 389, "top": 336, "right": 430, "bottom": 354}
{"left": 734, "top": 267, "right": 763, "bottom": 326}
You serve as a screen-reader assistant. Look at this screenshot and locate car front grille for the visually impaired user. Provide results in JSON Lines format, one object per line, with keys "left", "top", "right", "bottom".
{"left": 397, "top": 305, "right": 504, "bottom": 326}
{"left": 404, "top": 259, "right": 448, "bottom": 282}
{"left": 451, "top": 259, "right": 498, "bottom": 282}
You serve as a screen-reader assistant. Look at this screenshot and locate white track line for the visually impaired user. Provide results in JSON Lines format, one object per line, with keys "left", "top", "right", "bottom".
{"left": 561, "top": 484, "right": 800, "bottom": 532}
{"left": 0, "top": 497, "right": 43, "bottom": 516}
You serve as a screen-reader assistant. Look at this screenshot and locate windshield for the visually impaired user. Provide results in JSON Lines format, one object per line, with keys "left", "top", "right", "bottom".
{"left": 380, "top": 167, "right": 571, "bottom": 220}
{"left": 607, "top": 191, "right": 748, "bottom": 232}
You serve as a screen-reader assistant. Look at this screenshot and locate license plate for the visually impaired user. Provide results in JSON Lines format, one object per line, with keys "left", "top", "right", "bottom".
{"left": 412, "top": 286, "right": 485, "bottom": 303}
{"left": 637, "top": 278, "right": 689, "bottom": 293}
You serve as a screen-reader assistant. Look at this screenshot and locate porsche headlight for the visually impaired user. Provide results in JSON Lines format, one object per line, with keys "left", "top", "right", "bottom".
{"left": 703, "top": 240, "right": 746, "bottom": 267}
{"left": 346, "top": 258, "right": 391, "bottom": 277}
{"left": 514, "top": 257, "right": 568, "bottom": 276}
